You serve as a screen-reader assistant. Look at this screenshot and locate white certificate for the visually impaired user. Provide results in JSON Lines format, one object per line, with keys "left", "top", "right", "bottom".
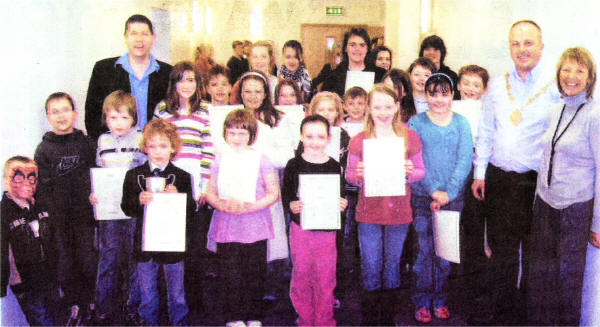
{"left": 90, "top": 167, "right": 129, "bottom": 220}
{"left": 345, "top": 71, "right": 375, "bottom": 93}
{"left": 275, "top": 104, "right": 305, "bottom": 147}
{"left": 326, "top": 127, "right": 341, "bottom": 162}
{"left": 363, "top": 137, "right": 405, "bottom": 197}
{"left": 208, "top": 104, "right": 244, "bottom": 154}
{"left": 433, "top": 210, "right": 461, "bottom": 263}
{"left": 452, "top": 99, "right": 482, "bottom": 143}
{"left": 142, "top": 193, "right": 187, "bottom": 252}
{"left": 300, "top": 174, "right": 340, "bottom": 230}
{"left": 217, "top": 148, "right": 261, "bottom": 202}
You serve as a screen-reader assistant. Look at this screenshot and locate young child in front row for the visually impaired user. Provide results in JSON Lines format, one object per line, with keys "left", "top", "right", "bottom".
{"left": 346, "top": 85, "right": 425, "bottom": 326}
{"left": 408, "top": 73, "right": 472, "bottom": 323}
{"left": 205, "top": 109, "right": 280, "bottom": 327}
{"left": 1, "top": 156, "right": 60, "bottom": 326}
{"left": 121, "top": 119, "right": 195, "bottom": 326}
{"left": 90, "top": 90, "right": 146, "bottom": 325}
{"left": 34, "top": 92, "right": 97, "bottom": 325}
{"left": 283, "top": 115, "right": 348, "bottom": 326}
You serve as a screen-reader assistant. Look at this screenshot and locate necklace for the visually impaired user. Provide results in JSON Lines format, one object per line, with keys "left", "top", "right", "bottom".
{"left": 505, "top": 72, "right": 554, "bottom": 125}
{"left": 547, "top": 102, "right": 585, "bottom": 186}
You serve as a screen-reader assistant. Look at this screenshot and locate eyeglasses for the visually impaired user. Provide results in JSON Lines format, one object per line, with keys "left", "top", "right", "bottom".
{"left": 11, "top": 172, "right": 37, "bottom": 185}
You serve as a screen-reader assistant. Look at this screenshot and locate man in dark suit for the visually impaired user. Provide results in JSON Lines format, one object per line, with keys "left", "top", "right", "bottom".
{"left": 85, "top": 14, "right": 172, "bottom": 143}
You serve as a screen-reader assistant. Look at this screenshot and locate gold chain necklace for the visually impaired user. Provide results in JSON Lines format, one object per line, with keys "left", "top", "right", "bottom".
{"left": 505, "top": 72, "right": 554, "bottom": 125}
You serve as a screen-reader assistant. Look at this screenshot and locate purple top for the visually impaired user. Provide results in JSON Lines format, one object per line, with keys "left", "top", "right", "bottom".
{"left": 208, "top": 154, "right": 275, "bottom": 243}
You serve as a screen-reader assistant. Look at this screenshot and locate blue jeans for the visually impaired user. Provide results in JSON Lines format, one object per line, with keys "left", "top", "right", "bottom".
{"left": 13, "top": 286, "right": 59, "bottom": 326}
{"left": 358, "top": 222, "right": 410, "bottom": 291}
{"left": 411, "top": 195, "right": 463, "bottom": 309}
{"left": 137, "top": 260, "right": 189, "bottom": 325}
{"left": 95, "top": 219, "right": 139, "bottom": 317}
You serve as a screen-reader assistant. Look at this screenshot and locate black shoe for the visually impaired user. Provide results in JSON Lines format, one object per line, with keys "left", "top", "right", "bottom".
{"left": 125, "top": 312, "right": 143, "bottom": 326}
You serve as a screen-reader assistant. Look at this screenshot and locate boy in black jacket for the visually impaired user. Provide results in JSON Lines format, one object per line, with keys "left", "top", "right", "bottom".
{"left": 1, "top": 156, "right": 60, "bottom": 326}
{"left": 34, "top": 92, "right": 97, "bottom": 326}
{"left": 121, "top": 119, "right": 195, "bottom": 326}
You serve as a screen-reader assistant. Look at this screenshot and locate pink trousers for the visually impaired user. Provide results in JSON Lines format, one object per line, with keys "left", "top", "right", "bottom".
{"left": 289, "top": 222, "right": 337, "bottom": 326}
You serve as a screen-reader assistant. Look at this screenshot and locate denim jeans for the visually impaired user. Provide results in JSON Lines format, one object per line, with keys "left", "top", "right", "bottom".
{"left": 95, "top": 219, "right": 139, "bottom": 317}
{"left": 137, "top": 260, "right": 189, "bottom": 325}
{"left": 358, "top": 222, "right": 410, "bottom": 291}
{"left": 411, "top": 195, "right": 464, "bottom": 309}
{"left": 13, "top": 286, "right": 59, "bottom": 326}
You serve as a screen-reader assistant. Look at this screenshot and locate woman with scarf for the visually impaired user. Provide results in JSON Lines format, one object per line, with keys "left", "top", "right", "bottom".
{"left": 277, "top": 40, "right": 311, "bottom": 103}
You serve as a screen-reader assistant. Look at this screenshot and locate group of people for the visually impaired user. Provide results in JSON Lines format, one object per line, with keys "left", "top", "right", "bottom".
{"left": 1, "top": 12, "right": 599, "bottom": 327}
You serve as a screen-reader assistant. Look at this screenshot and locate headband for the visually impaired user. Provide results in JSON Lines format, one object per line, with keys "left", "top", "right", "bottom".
{"left": 427, "top": 72, "right": 454, "bottom": 90}
{"left": 240, "top": 71, "right": 268, "bottom": 84}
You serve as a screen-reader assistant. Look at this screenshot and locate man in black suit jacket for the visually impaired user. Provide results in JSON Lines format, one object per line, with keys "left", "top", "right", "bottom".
{"left": 85, "top": 14, "right": 172, "bottom": 143}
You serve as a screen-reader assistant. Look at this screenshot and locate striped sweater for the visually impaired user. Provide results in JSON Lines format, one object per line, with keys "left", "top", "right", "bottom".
{"left": 154, "top": 101, "right": 215, "bottom": 198}
{"left": 97, "top": 128, "right": 146, "bottom": 169}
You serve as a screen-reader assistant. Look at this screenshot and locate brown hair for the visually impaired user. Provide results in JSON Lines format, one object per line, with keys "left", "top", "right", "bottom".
{"left": 556, "top": 47, "right": 596, "bottom": 98}
{"left": 310, "top": 91, "right": 344, "bottom": 126}
{"left": 274, "top": 79, "right": 302, "bottom": 105}
{"left": 364, "top": 85, "right": 407, "bottom": 140}
{"left": 102, "top": 90, "right": 138, "bottom": 126}
{"left": 458, "top": 65, "right": 490, "bottom": 89}
{"left": 238, "top": 71, "right": 282, "bottom": 127}
{"left": 45, "top": 92, "right": 75, "bottom": 114}
{"left": 343, "top": 86, "right": 368, "bottom": 103}
{"left": 140, "top": 119, "right": 183, "bottom": 159}
{"left": 165, "top": 61, "right": 205, "bottom": 118}
{"left": 223, "top": 109, "right": 258, "bottom": 145}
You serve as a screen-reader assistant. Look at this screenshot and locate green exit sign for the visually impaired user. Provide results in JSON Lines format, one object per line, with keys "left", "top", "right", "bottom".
{"left": 326, "top": 7, "right": 344, "bottom": 16}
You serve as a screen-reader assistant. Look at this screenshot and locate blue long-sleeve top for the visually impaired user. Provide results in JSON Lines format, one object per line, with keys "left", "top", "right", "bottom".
{"left": 408, "top": 111, "right": 473, "bottom": 200}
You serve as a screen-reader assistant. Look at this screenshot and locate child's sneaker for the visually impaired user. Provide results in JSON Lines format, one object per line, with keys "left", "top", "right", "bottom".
{"left": 247, "top": 320, "right": 262, "bottom": 327}
{"left": 66, "top": 305, "right": 82, "bottom": 326}
{"left": 225, "top": 320, "right": 246, "bottom": 327}
{"left": 414, "top": 307, "right": 432, "bottom": 324}
{"left": 434, "top": 306, "right": 450, "bottom": 320}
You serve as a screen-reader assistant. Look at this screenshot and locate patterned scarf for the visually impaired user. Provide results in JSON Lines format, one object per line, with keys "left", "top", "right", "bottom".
{"left": 278, "top": 64, "right": 312, "bottom": 94}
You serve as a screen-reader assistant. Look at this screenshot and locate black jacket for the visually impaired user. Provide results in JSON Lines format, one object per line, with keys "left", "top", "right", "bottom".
{"left": 34, "top": 129, "right": 96, "bottom": 225}
{"left": 121, "top": 162, "right": 195, "bottom": 264}
{"left": 84, "top": 56, "right": 172, "bottom": 142}
{"left": 1, "top": 193, "right": 59, "bottom": 297}
{"left": 321, "top": 61, "right": 387, "bottom": 98}
{"left": 226, "top": 55, "right": 249, "bottom": 85}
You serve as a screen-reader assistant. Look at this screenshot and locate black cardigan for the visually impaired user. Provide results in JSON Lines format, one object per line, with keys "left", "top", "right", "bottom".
{"left": 321, "top": 61, "right": 387, "bottom": 98}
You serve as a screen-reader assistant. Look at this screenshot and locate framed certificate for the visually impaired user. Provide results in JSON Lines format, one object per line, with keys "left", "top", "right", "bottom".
{"left": 142, "top": 193, "right": 187, "bottom": 252}
{"left": 300, "top": 174, "right": 340, "bottom": 230}
{"left": 90, "top": 167, "right": 129, "bottom": 220}
{"left": 363, "top": 137, "right": 406, "bottom": 197}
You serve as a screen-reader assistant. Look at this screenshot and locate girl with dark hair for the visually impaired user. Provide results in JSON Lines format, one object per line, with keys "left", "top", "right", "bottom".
{"left": 274, "top": 79, "right": 303, "bottom": 106}
{"left": 154, "top": 61, "right": 214, "bottom": 203}
{"left": 383, "top": 68, "right": 417, "bottom": 122}
{"left": 322, "top": 27, "right": 387, "bottom": 98}
{"left": 278, "top": 40, "right": 311, "bottom": 102}
{"left": 371, "top": 46, "right": 392, "bottom": 71}
{"left": 408, "top": 57, "right": 437, "bottom": 114}
{"left": 408, "top": 73, "right": 472, "bottom": 323}
{"left": 419, "top": 35, "right": 459, "bottom": 98}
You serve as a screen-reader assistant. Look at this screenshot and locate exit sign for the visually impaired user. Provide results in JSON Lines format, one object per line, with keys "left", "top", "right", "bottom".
{"left": 326, "top": 7, "right": 344, "bottom": 16}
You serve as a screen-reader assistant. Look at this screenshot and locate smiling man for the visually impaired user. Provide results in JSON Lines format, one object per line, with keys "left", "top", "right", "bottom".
{"left": 85, "top": 14, "right": 172, "bottom": 143}
{"left": 469, "top": 20, "right": 560, "bottom": 325}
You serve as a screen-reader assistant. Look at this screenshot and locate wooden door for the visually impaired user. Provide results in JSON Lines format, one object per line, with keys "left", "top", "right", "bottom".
{"left": 301, "top": 24, "right": 385, "bottom": 80}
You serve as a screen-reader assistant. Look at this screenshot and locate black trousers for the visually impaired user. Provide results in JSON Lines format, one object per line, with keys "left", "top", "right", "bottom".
{"left": 218, "top": 240, "right": 267, "bottom": 322}
{"left": 59, "top": 222, "right": 98, "bottom": 307}
{"left": 480, "top": 164, "right": 537, "bottom": 323}
{"left": 527, "top": 196, "right": 592, "bottom": 325}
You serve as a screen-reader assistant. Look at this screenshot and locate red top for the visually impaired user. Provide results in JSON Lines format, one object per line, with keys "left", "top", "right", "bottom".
{"left": 346, "top": 128, "right": 424, "bottom": 225}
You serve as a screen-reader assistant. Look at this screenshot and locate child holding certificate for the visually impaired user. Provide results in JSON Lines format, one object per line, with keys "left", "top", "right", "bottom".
{"left": 283, "top": 115, "right": 348, "bottom": 326}
{"left": 346, "top": 85, "right": 425, "bottom": 325}
{"left": 89, "top": 90, "right": 145, "bottom": 325}
{"left": 121, "top": 119, "right": 195, "bottom": 326}
{"left": 408, "top": 73, "right": 472, "bottom": 323}
{"left": 205, "top": 109, "right": 280, "bottom": 327}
